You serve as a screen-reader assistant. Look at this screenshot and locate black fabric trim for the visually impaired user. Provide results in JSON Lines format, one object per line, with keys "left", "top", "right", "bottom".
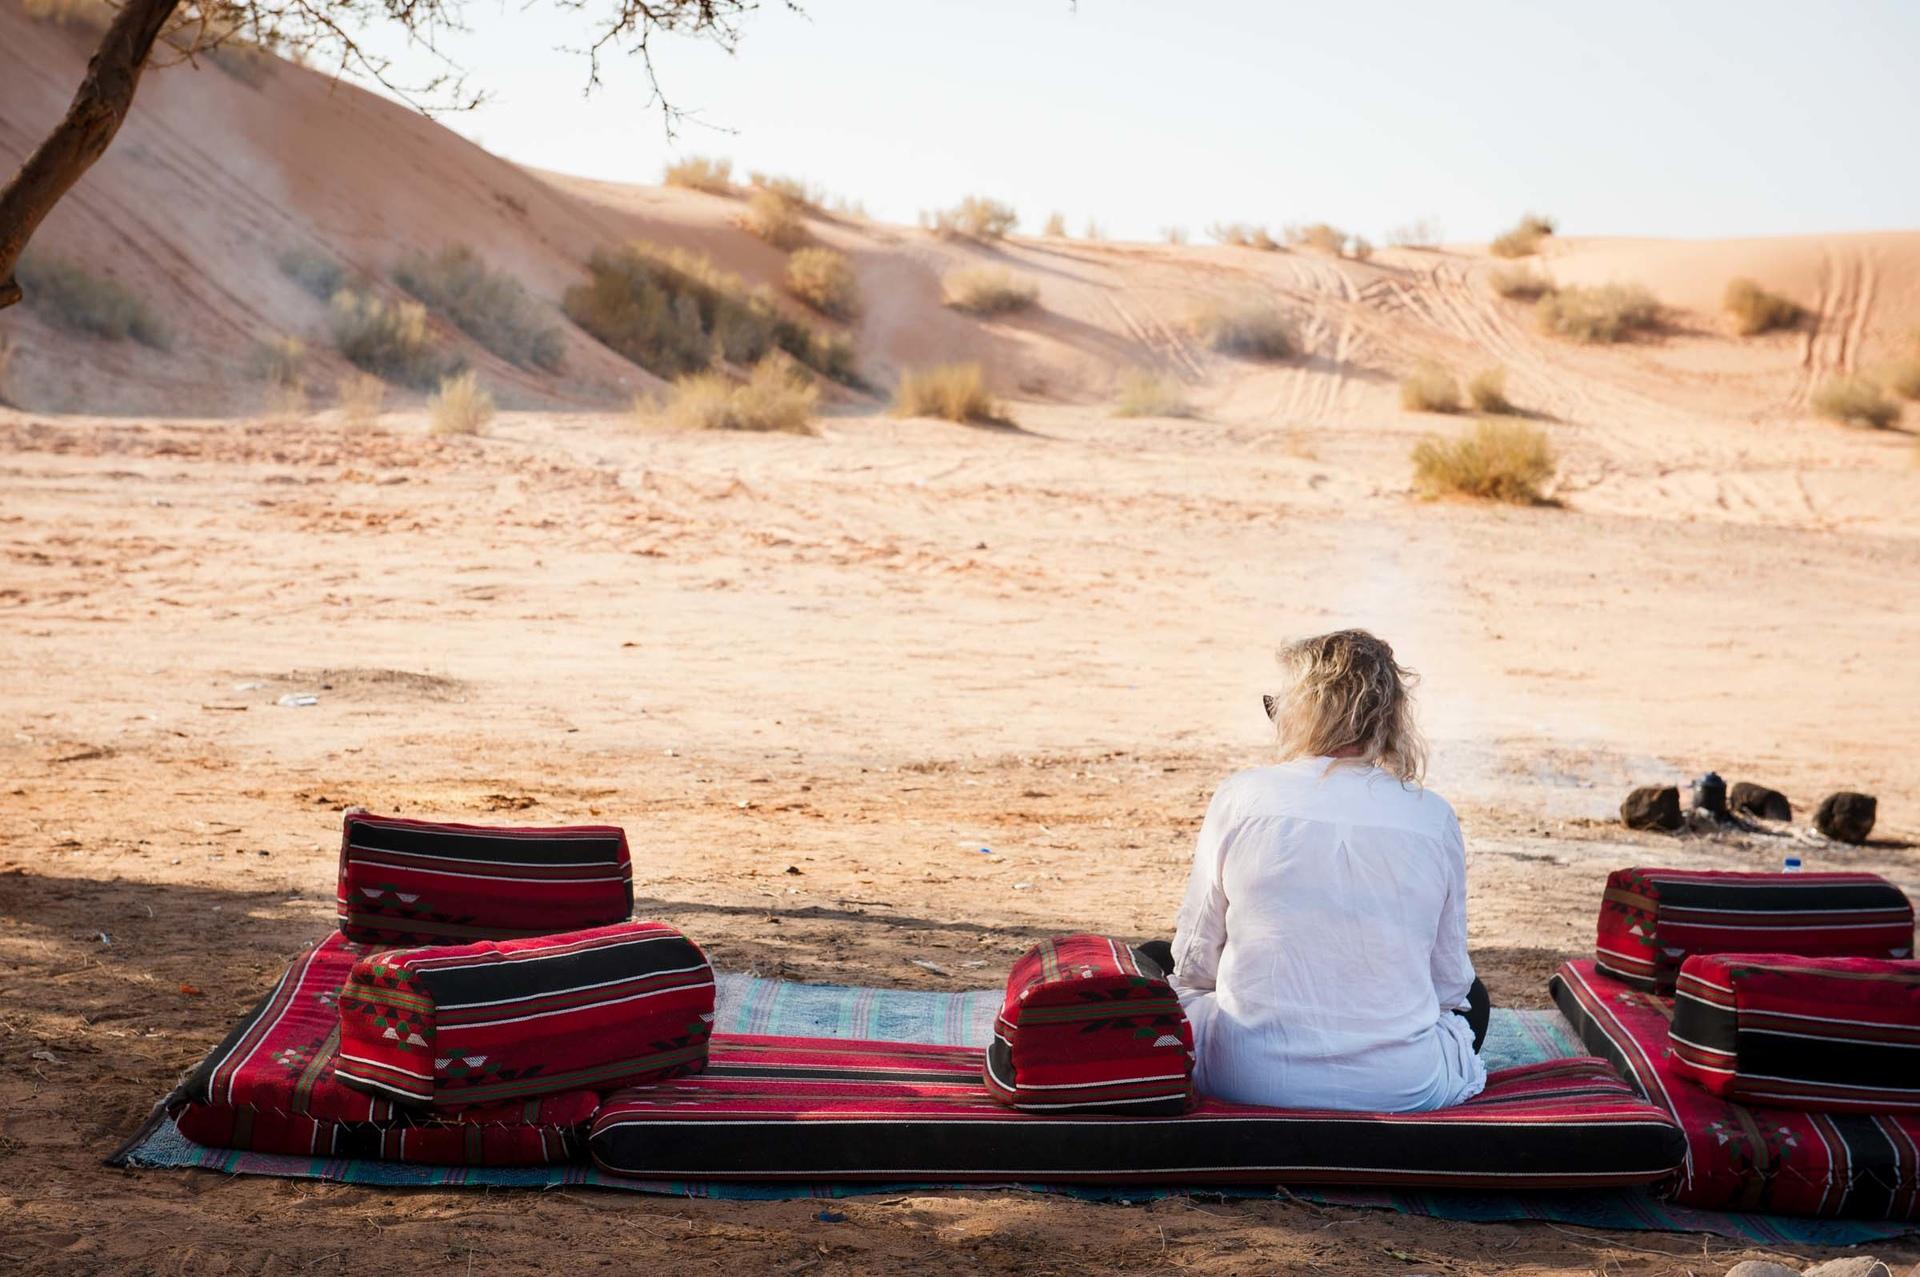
{"left": 345, "top": 816, "right": 626, "bottom": 867}
{"left": 416, "top": 935, "right": 707, "bottom": 1006}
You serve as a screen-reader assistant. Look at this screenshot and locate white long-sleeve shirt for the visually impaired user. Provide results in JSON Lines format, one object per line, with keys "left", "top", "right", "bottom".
{"left": 1170, "top": 757, "right": 1486, "bottom": 1112}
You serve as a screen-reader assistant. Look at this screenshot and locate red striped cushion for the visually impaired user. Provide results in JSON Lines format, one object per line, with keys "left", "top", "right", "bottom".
{"left": 1670, "top": 953, "right": 1920, "bottom": 1112}
{"left": 335, "top": 921, "right": 714, "bottom": 1109}
{"left": 1595, "top": 867, "right": 1913, "bottom": 993}
{"left": 983, "top": 935, "right": 1194, "bottom": 1115}
{"left": 336, "top": 810, "right": 634, "bottom": 945}
{"left": 173, "top": 935, "right": 590, "bottom": 1165}
{"left": 591, "top": 1035, "right": 1685, "bottom": 1187}
{"left": 1552, "top": 958, "right": 1920, "bottom": 1218}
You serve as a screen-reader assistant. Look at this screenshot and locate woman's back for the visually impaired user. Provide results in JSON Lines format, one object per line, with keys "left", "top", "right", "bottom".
{"left": 1170, "top": 757, "right": 1486, "bottom": 1112}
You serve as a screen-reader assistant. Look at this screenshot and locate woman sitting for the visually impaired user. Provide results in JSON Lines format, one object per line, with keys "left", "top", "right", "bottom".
{"left": 1164, "top": 629, "right": 1488, "bottom": 1113}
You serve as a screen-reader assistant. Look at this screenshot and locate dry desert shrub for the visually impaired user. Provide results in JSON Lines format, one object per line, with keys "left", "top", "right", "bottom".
{"left": 329, "top": 289, "right": 454, "bottom": 387}
{"left": 943, "top": 267, "right": 1038, "bottom": 316}
{"left": 663, "top": 155, "right": 734, "bottom": 195}
{"left": 0, "top": 333, "right": 16, "bottom": 406}
{"left": 17, "top": 255, "right": 171, "bottom": 348}
{"left": 1208, "top": 223, "right": 1278, "bottom": 251}
{"left": 1412, "top": 419, "right": 1556, "bottom": 503}
{"left": 1535, "top": 284, "right": 1660, "bottom": 343}
{"left": 1285, "top": 222, "right": 1348, "bottom": 256}
{"left": 1083, "top": 220, "right": 1105, "bottom": 241}
{"left": 747, "top": 172, "right": 824, "bottom": 212}
{"left": 278, "top": 244, "right": 346, "bottom": 299}
{"left": 264, "top": 381, "right": 310, "bottom": 422}
{"left": 1388, "top": 219, "right": 1441, "bottom": 249}
{"left": 1467, "top": 366, "right": 1513, "bottom": 413}
{"left": 395, "top": 245, "right": 564, "bottom": 372}
{"left": 1722, "top": 277, "right": 1805, "bottom": 336}
{"left": 922, "top": 197, "right": 1018, "bottom": 241}
{"left": 892, "top": 362, "right": 1005, "bottom": 424}
{"left": 1888, "top": 352, "right": 1920, "bottom": 402}
{"left": 250, "top": 334, "right": 307, "bottom": 387}
{"left": 1042, "top": 212, "right": 1068, "bottom": 238}
{"left": 739, "top": 188, "right": 809, "bottom": 250}
{"left": 1399, "top": 360, "right": 1460, "bottom": 413}
{"left": 336, "top": 372, "right": 387, "bottom": 426}
{"left": 564, "top": 243, "right": 856, "bottom": 385}
{"left": 429, "top": 370, "right": 494, "bottom": 435}
{"left": 663, "top": 359, "right": 819, "bottom": 433}
{"left": 1490, "top": 213, "right": 1556, "bottom": 258}
{"left": 784, "top": 248, "right": 859, "bottom": 319}
{"left": 1162, "top": 226, "right": 1189, "bottom": 245}
{"left": 22, "top": 0, "right": 112, "bottom": 27}
{"left": 1349, "top": 236, "right": 1375, "bottom": 262}
{"left": 1811, "top": 375, "right": 1899, "bottom": 429}
{"left": 1190, "top": 298, "right": 1294, "bottom": 360}
{"left": 1489, "top": 266, "right": 1550, "bottom": 300}
{"left": 1113, "top": 370, "right": 1191, "bottom": 418}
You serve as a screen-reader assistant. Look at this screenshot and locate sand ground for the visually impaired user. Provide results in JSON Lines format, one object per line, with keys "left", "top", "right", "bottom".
{"left": 3, "top": 395, "right": 1917, "bottom": 1275}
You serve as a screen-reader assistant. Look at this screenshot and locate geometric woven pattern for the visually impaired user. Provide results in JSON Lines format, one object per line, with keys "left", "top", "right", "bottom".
{"left": 1552, "top": 958, "right": 1920, "bottom": 1218}
{"left": 336, "top": 809, "right": 634, "bottom": 946}
{"left": 982, "top": 935, "right": 1193, "bottom": 1115}
{"left": 173, "top": 935, "right": 594, "bottom": 1165}
{"left": 334, "top": 921, "right": 714, "bottom": 1109}
{"left": 592, "top": 1033, "right": 1686, "bottom": 1188}
{"left": 1595, "top": 867, "right": 1913, "bottom": 994}
{"left": 1670, "top": 953, "right": 1920, "bottom": 1113}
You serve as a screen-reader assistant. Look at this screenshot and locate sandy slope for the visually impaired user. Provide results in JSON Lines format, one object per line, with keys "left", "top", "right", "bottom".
{"left": 3, "top": 5, "right": 1920, "bottom": 1274}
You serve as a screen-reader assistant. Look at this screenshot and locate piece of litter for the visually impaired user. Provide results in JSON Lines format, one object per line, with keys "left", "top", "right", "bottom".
{"left": 911, "top": 959, "right": 953, "bottom": 976}
{"left": 232, "top": 681, "right": 263, "bottom": 692}
{"left": 1012, "top": 882, "right": 1033, "bottom": 890}
{"left": 976, "top": 846, "right": 993, "bottom": 855}
{"left": 784, "top": 866, "right": 802, "bottom": 875}
{"left": 97, "top": 931, "right": 112, "bottom": 946}
{"left": 814, "top": 1211, "right": 846, "bottom": 1223}
{"left": 276, "top": 693, "right": 319, "bottom": 708}
{"left": 961, "top": 960, "right": 988, "bottom": 969}
{"left": 179, "top": 983, "right": 203, "bottom": 996}
{"left": 31, "top": 1050, "right": 60, "bottom": 1064}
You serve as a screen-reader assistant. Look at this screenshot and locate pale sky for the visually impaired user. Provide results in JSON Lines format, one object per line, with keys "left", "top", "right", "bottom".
{"left": 351, "top": 0, "right": 1919, "bottom": 244}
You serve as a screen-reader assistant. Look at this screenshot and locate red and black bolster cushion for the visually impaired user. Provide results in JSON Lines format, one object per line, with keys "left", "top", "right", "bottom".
{"left": 335, "top": 809, "right": 634, "bottom": 945}
{"left": 1595, "top": 867, "right": 1914, "bottom": 993}
{"left": 1670, "top": 953, "right": 1920, "bottom": 1112}
{"left": 982, "top": 934, "right": 1194, "bottom": 1115}
{"left": 334, "top": 921, "right": 715, "bottom": 1109}
{"left": 172, "top": 934, "right": 594, "bottom": 1165}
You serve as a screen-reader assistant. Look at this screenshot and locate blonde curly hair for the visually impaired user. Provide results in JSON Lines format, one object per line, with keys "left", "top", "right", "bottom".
{"left": 1268, "top": 629, "right": 1427, "bottom": 784}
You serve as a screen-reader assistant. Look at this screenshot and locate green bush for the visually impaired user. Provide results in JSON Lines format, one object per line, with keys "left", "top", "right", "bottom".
{"left": 1190, "top": 298, "right": 1294, "bottom": 360}
{"left": 1412, "top": 420, "right": 1556, "bottom": 503}
{"left": 1810, "top": 375, "right": 1899, "bottom": 429}
{"left": 278, "top": 244, "right": 347, "bottom": 299}
{"left": 1535, "top": 284, "right": 1660, "bottom": 343}
{"left": 395, "top": 245, "right": 564, "bottom": 371}
{"left": 563, "top": 242, "right": 856, "bottom": 384}
{"left": 328, "top": 288, "right": 456, "bottom": 388}
{"left": 1723, "top": 277, "right": 1805, "bottom": 336}
{"left": 892, "top": 362, "right": 1005, "bottom": 423}
{"left": 17, "top": 255, "right": 170, "bottom": 348}
{"left": 943, "top": 267, "right": 1038, "bottom": 316}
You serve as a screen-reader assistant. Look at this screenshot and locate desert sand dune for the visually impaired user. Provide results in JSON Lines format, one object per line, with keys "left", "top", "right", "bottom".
{"left": 3, "top": 5, "right": 1920, "bottom": 1274}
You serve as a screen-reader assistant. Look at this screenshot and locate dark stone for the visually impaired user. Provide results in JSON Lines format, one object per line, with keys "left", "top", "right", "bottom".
{"left": 1692, "top": 771, "right": 1728, "bottom": 817}
{"left": 1622, "top": 785, "right": 1683, "bottom": 832}
{"left": 1729, "top": 782, "right": 1792, "bottom": 822}
{"left": 1815, "top": 792, "right": 1877, "bottom": 844}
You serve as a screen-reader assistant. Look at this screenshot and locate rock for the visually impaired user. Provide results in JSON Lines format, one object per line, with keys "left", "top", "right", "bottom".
{"left": 1803, "top": 1259, "right": 1893, "bottom": 1277}
{"left": 1724, "top": 1262, "right": 1803, "bottom": 1277}
{"left": 1815, "top": 792, "right": 1877, "bottom": 844}
{"left": 1622, "top": 785, "right": 1683, "bottom": 832}
{"left": 1693, "top": 771, "right": 1729, "bottom": 817}
{"left": 1730, "top": 782, "right": 1792, "bottom": 822}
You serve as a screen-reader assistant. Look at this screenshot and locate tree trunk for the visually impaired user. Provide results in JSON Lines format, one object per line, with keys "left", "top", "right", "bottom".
{"left": 0, "top": 0, "right": 180, "bottom": 310}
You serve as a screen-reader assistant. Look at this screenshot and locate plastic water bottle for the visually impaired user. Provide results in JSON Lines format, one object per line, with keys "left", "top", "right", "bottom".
{"left": 1783, "top": 855, "right": 1803, "bottom": 873}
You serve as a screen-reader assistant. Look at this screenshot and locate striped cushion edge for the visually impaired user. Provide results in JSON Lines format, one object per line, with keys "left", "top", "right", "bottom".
{"left": 335, "top": 921, "right": 715, "bottom": 1109}
{"left": 336, "top": 809, "right": 634, "bottom": 945}
{"left": 172, "top": 934, "right": 592, "bottom": 1166}
{"left": 1551, "top": 957, "right": 1920, "bottom": 1218}
{"left": 590, "top": 1033, "right": 1685, "bottom": 1187}
{"left": 1670, "top": 953, "right": 1920, "bottom": 1113}
{"left": 1595, "top": 867, "right": 1913, "bottom": 993}
{"left": 983, "top": 934, "right": 1195, "bottom": 1115}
